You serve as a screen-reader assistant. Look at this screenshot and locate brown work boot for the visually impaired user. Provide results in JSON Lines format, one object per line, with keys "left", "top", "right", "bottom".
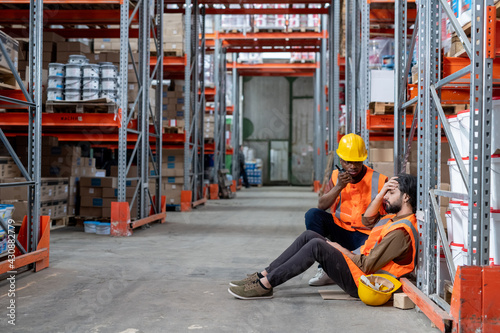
{"left": 228, "top": 280, "right": 273, "bottom": 300}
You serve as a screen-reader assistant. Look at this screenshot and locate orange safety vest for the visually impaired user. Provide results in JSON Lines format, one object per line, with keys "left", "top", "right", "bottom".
{"left": 330, "top": 167, "right": 388, "bottom": 234}
{"left": 342, "top": 214, "right": 418, "bottom": 287}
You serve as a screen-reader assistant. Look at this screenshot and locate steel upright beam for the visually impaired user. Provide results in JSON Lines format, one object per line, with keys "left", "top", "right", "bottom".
{"left": 231, "top": 62, "right": 240, "bottom": 181}
{"left": 394, "top": 0, "right": 408, "bottom": 174}
{"left": 330, "top": 0, "right": 340, "bottom": 168}
{"left": 137, "top": 0, "right": 151, "bottom": 219}
{"left": 416, "top": 0, "right": 441, "bottom": 296}
{"left": 359, "top": 0, "right": 370, "bottom": 154}
{"left": 350, "top": 0, "right": 358, "bottom": 134}
{"left": 151, "top": 0, "right": 164, "bottom": 215}
{"left": 118, "top": 0, "right": 130, "bottom": 203}
{"left": 467, "top": 0, "right": 492, "bottom": 266}
{"left": 184, "top": 1, "right": 206, "bottom": 205}
{"left": 344, "top": 0, "right": 351, "bottom": 132}
{"left": 213, "top": 15, "right": 221, "bottom": 184}
{"left": 184, "top": 0, "right": 192, "bottom": 192}
{"left": 313, "top": 70, "right": 320, "bottom": 182}
{"left": 27, "top": 0, "right": 43, "bottom": 253}
{"left": 319, "top": 14, "right": 328, "bottom": 174}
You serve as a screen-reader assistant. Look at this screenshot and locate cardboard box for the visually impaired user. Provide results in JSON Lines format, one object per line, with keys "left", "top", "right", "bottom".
{"left": 110, "top": 165, "right": 138, "bottom": 178}
{"left": 79, "top": 177, "right": 118, "bottom": 188}
{"left": 56, "top": 51, "right": 86, "bottom": 64}
{"left": 164, "top": 176, "right": 184, "bottom": 184}
{"left": 162, "top": 149, "right": 184, "bottom": 161}
{"left": 370, "top": 162, "right": 410, "bottom": 178}
{"left": 68, "top": 205, "right": 76, "bottom": 216}
{"left": 79, "top": 206, "right": 102, "bottom": 217}
{"left": 0, "top": 200, "right": 27, "bottom": 222}
{"left": 393, "top": 293, "right": 415, "bottom": 310}
{"left": 102, "top": 187, "right": 136, "bottom": 198}
{"left": 369, "top": 148, "right": 394, "bottom": 162}
{"left": 0, "top": 178, "right": 28, "bottom": 200}
{"left": 0, "top": 30, "right": 19, "bottom": 71}
{"left": 40, "top": 205, "right": 55, "bottom": 217}
{"left": 81, "top": 196, "right": 106, "bottom": 208}
{"left": 43, "top": 31, "right": 65, "bottom": 43}
{"left": 80, "top": 186, "right": 103, "bottom": 197}
{"left": 57, "top": 41, "right": 91, "bottom": 53}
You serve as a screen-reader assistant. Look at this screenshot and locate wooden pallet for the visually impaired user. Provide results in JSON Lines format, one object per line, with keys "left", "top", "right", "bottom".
{"left": 286, "top": 27, "right": 320, "bottom": 33}
{"left": 163, "top": 50, "right": 184, "bottom": 57}
{"left": 253, "top": 27, "right": 287, "bottom": 33}
{"left": 370, "top": 102, "right": 394, "bottom": 115}
{"left": 163, "top": 126, "right": 184, "bottom": 134}
{"left": 45, "top": 98, "right": 118, "bottom": 114}
{"left": 442, "top": 103, "right": 469, "bottom": 114}
{"left": 50, "top": 216, "right": 72, "bottom": 230}
{"left": 290, "top": 59, "right": 316, "bottom": 64}
{"left": 0, "top": 67, "right": 20, "bottom": 90}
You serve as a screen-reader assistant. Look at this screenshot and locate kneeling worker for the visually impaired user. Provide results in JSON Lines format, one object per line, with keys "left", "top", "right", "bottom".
{"left": 228, "top": 174, "right": 418, "bottom": 300}
{"left": 306, "top": 133, "right": 388, "bottom": 286}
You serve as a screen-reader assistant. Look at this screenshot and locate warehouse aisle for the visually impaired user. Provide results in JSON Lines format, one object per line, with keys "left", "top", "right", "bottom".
{"left": 0, "top": 187, "right": 437, "bottom": 332}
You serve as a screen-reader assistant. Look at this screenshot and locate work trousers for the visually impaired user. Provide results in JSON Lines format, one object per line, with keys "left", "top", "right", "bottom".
{"left": 265, "top": 230, "right": 359, "bottom": 298}
{"left": 305, "top": 208, "right": 368, "bottom": 251}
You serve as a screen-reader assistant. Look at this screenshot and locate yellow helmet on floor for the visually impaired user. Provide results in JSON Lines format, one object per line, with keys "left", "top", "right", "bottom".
{"left": 336, "top": 133, "right": 367, "bottom": 162}
{"left": 358, "top": 274, "right": 402, "bottom": 306}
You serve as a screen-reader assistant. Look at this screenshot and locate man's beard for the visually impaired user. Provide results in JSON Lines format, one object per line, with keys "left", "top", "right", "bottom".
{"left": 384, "top": 197, "right": 402, "bottom": 214}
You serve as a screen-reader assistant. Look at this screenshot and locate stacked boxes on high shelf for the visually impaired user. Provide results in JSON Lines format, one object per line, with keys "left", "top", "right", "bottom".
{"left": 162, "top": 80, "right": 185, "bottom": 133}
{"left": 245, "top": 161, "right": 262, "bottom": 186}
{"left": 0, "top": 30, "right": 20, "bottom": 92}
{"left": 163, "top": 14, "right": 184, "bottom": 56}
{"left": 204, "top": 114, "right": 215, "bottom": 140}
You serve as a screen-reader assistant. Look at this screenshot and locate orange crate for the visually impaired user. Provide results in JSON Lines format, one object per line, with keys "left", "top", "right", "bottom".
{"left": 407, "top": 84, "right": 470, "bottom": 104}
{"left": 442, "top": 57, "right": 500, "bottom": 84}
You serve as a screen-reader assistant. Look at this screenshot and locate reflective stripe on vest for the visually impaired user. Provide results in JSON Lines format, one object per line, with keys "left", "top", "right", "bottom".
{"left": 330, "top": 168, "right": 387, "bottom": 234}
{"left": 371, "top": 172, "right": 380, "bottom": 200}
{"left": 359, "top": 215, "right": 395, "bottom": 254}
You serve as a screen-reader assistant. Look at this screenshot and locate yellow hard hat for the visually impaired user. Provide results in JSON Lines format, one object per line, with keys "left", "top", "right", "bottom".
{"left": 336, "top": 133, "right": 367, "bottom": 162}
{"left": 358, "top": 274, "right": 402, "bottom": 306}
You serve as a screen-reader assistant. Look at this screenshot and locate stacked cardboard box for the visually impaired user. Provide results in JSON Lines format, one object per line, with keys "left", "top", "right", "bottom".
{"left": 162, "top": 80, "right": 185, "bottom": 129}
{"left": 0, "top": 177, "right": 69, "bottom": 222}
{"left": 0, "top": 30, "right": 19, "bottom": 90}
{"left": 147, "top": 149, "right": 185, "bottom": 205}
{"left": 204, "top": 114, "right": 215, "bottom": 139}
{"left": 162, "top": 14, "right": 184, "bottom": 56}
{"left": 94, "top": 39, "right": 138, "bottom": 54}
{"left": 0, "top": 156, "right": 21, "bottom": 178}
{"left": 79, "top": 177, "right": 138, "bottom": 218}
{"left": 78, "top": 168, "right": 140, "bottom": 219}
{"left": 368, "top": 141, "right": 408, "bottom": 177}
{"left": 17, "top": 32, "right": 63, "bottom": 79}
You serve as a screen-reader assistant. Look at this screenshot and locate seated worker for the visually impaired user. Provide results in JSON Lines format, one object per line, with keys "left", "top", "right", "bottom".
{"left": 306, "top": 133, "right": 388, "bottom": 286}
{"left": 228, "top": 174, "right": 417, "bottom": 300}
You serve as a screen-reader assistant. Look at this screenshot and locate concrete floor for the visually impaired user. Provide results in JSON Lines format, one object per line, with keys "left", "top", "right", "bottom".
{"left": 0, "top": 186, "right": 438, "bottom": 333}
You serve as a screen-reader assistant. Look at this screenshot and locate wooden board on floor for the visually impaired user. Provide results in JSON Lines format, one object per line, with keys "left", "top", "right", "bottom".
{"left": 319, "top": 289, "right": 359, "bottom": 301}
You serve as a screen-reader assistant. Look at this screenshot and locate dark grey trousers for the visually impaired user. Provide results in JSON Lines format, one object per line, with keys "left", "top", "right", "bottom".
{"left": 265, "top": 230, "right": 359, "bottom": 298}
